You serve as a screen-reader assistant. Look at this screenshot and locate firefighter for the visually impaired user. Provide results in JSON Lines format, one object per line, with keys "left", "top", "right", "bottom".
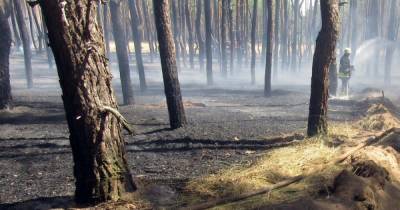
{"left": 338, "top": 48, "right": 354, "bottom": 96}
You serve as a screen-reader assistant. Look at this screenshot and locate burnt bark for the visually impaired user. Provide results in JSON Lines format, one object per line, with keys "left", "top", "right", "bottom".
{"left": 273, "top": 0, "right": 280, "bottom": 78}
{"left": 291, "top": 0, "right": 300, "bottom": 72}
{"left": 0, "top": 0, "right": 12, "bottom": 109}
{"left": 250, "top": 0, "right": 258, "bottom": 84}
{"left": 13, "top": 0, "right": 33, "bottom": 88}
{"left": 307, "top": 0, "right": 339, "bottom": 136}
{"left": 128, "top": 0, "right": 147, "bottom": 92}
{"left": 185, "top": 0, "right": 195, "bottom": 69}
{"left": 39, "top": 0, "right": 136, "bottom": 204}
{"left": 221, "top": 0, "right": 228, "bottom": 77}
{"left": 153, "top": 0, "right": 187, "bottom": 129}
{"left": 205, "top": 0, "right": 213, "bottom": 85}
{"left": 195, "top": 0, "right": 205, "bottom": 70}
{"left": 264, "top": 0, "right": 274, "bottom": 96}
{"left": 110, "top": 0, "right": 135, "bottom": 105}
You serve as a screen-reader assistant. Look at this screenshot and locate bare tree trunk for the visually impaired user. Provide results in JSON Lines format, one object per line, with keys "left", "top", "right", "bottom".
{"left": 128, "top": 0, "right": 147, "bottom": 92}
{"left": 291, "top": 0, "right": 300, "bottom": 72}
{"left": 110, "top": 1, "right": 135, "bottom": 105}
{"left": 195, "top": 0, "right": 205, "bottom": 70}
{"left": 185, "top": 0, "right": 195, "bottom": 69}
{"left": 228, "top": 0, "right": 234, "bottom": 75}
{"left": 41, "top": 16, "right": 54, "bottom": 69}
{"left": 141, "top": 0, "right": 155, "bottom": 62}
{"left": 0, "top": 1, "right": 12, "bottom": 109}
{"left": 250, "top": 0, "right": 258, "bottom": 84}
{"left": 205, "top": 0, "right": 213, "bottom": 85}
{"left": 153, "top": 0, "right": 187, "bottom": 129}
{"left": 103, "top": 4, "right": 111, "bottom": 58}
{"left": 307, "top": 0, "right": 339, "bottom": 136}
{"left": 10, "top": 3, "right": 21, "bottom": 49}
{"left": 39, "top": 0, "right": 136, "bottom": 204}
{"left": 221, "top": 0, "right": 228, "bottom": 77}
{"left": 280, "top": 0, "right": 288, "bottom": 70}
{"left": 273, "top": 0, "right": 280, "bottom": 78}
{"left": 171, "top": 0, "right": 181, "bottom": 68}
{"left": 13, "top": 0, "right": 33, "bottom": 88}
{"left": 264, "top": 0, "right": 274, "bottom": 96}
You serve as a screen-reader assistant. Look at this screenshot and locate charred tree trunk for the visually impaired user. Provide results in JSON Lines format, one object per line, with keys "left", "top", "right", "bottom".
{"left": 141, "top": 0, "right": 155, "bottom": 62}
{"left": 250, "top": 0, "right": 258, "bottom": 84}
{"left": 291, "top": 0, "right": 300, "bottom": 72}
{"left": 307, "top": 0, "right": 339, "bottom": 136}
{"left": 264, "top": 0, "right": 274, "bottom": 96}
{"left": 13, "top": 0, "right": 33, "bottom": 88}
{"left": 273, "top": 0, "right": 280, "bottom": 78}
{"left": 153, "top": 0, "right": 187, "bottom": 129}
{"left": 205, "top": 0, "right": 213, "bottom": 85}
{"left": 110, "top": 1, "right": 135, "bottom": 105}
{"left": 195, "top": 0, "right": 205, "bottom": 70}
{"left": 228, "top": 0, "right": 234, "bottom": 75}
{"left": 10, "top": 4, "right": 21, "bottom": 50}
{"left": 39, "top": 0, "right": 136, "bottom": 204}
{"left": 0, "top": 1, "right": 12, "bottom": 109}
{"left": 185, "top": 0, "right": 195, "bottom": 69}
{"left": 171, "top": 0, "right": 181, "bottom": 68}
{"left": 221, "top": 0, "right": 228, "bottom": 77}
{"left": 128, "top": 0, "right": 147, "bottom": 92}
{"left": 280, "top": 0, "right": 288, "bottom": 70}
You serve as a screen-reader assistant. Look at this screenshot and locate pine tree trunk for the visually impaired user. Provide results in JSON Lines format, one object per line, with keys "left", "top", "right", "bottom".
{"left": 264, "top": 0, "right": 274, "bottom": 97}
{"left": 128, "top": 0, "right": 147, "bottom": 92}
{"left": 10, "top": 4, "right": 21, "bottom": 50}
{"left": 109, "top": 1, "right": 135, "bottom": 105}
{"left": 280, "top": 0, "right": 288, "bottom": 70}
{"left": 171, "top": 0, "right": 181, "bottom": 68}
{"left": 291, "top": 0, "right": 300, "bottom": 72}
{"left": 141, "top": 0, "right": 155, "bottom": 62}
{"left": 250, "top": 0, "right": 258, "bottom": 84}
{"left": 13, "top": 0, "right": 33, "bottom": 88}
{"left": 307, "top": 0, "right": 339, "bottom": 136}
{"left": 273, "top": 0, "right": 280, "bottom": 78}
{"left": 195, "top": 0, "right": 205, "bottom": 70}
{"left": 39, "top": 0, "right": 136, "bottom": 204}
{"left": 153, "top": 0, "right": 187, "bottom": 129}
{"left": 205, "top": 0, "right": 213, "bottom": 85}
{"left": 185, "top": 0, "right": 195, "bottom": 69}
{"left": 228, "top": 0, "right": 234, "bottom": 75}
{"left": 221, "top": 0, "right": 228, "bottom": 77}
{"left": 0, "top": 1, "right": 12, "bottom": 109}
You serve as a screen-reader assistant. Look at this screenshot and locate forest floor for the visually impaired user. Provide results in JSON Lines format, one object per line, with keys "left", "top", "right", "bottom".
{"left": 1, "top": 53, "right": 400, "bottom": 209}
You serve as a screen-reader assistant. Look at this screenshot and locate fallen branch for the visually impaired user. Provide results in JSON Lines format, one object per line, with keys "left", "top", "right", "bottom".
{"left": 181, "top": 127, "right": 399, "bottom": 210}
{"left": 180, "top": 175, "right": 304, "bottom": 210}
{"left": 100, "top": 106, "right": 136, "bottom": 135}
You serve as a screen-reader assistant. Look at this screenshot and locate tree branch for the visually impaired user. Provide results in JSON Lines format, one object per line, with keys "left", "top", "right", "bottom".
{"left": 100, "top": 105, "right": 136, "bottom": 135}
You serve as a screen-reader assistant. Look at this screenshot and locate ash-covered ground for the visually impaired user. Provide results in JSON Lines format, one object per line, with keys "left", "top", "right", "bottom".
{"left": 0, "top": 53, "right": 399, "bottom": 207}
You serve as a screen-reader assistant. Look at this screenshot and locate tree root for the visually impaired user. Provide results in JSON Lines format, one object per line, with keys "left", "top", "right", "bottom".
{"left": 100, "top": 106, "right": 136, "bottom": 135}
{"left": 181, "top": 127, "right": 399, "bottom": 210}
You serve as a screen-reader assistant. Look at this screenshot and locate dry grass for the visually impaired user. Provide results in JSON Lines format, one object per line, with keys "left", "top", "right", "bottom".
{"left": 358, "top": 104, "right": 400, "bottom": 131}
{"left": 182, "top": 136, "right": 344, "bottom": 209}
